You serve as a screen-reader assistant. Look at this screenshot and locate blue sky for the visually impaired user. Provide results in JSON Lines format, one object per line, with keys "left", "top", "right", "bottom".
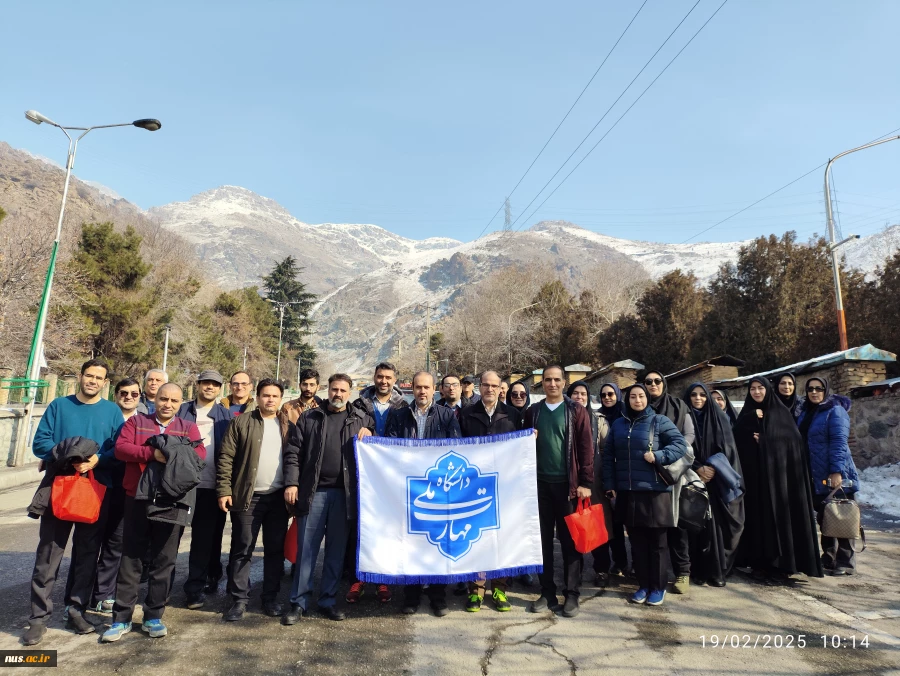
{"left": 2, "top": 0, "right": 899, "bottom": 244}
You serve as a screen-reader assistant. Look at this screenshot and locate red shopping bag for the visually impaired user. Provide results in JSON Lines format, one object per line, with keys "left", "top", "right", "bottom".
{"left": 284, "top": 518, "right": 298, "bottom": 564}
{"left": 51, "top": 470, "right": 106, "bottom": 524}
{"left": 564, "top": 498, "right": 609, "bottom": 553}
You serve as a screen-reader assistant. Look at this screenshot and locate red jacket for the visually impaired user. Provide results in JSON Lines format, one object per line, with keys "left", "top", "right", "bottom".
{"left": 115, "top": 413, "right": 203, "bottom": 496}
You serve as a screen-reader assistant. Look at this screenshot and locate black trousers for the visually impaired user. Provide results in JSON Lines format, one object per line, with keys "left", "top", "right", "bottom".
{"left": 537, "top": 480, "right": 581, "bottom": 599}
{"left": 668, "top": 525, "right": 691, "bottom": 576}
{"left": 112, "top": 497, "right": 183, "bottom": 624}
{"left": 630, "top": 526, "right": 668, "bottom": 591}
{"left": 29, "top": 498, "right": 108, "bottom": 622}
{"left": 89, "top": 485, "right": 126, "bottom": 605}
{"left": 227, "top": 491, "right": 289, "bottom": 604}
{"left": 591, "top": 521, "right": 628, "bottom": 573}
{"left": 813, "top": 494, "right": 857, "bottom": 570}
{"left": 183, "top": 488, "right": 227, "bottom": 596}
{"left": 403, "top": 584, "right": 447, "bottom": 606}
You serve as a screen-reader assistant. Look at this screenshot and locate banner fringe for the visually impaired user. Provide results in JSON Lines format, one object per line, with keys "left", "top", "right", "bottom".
{"left": 355, "top": 428, "right": 534, "bottom": 449}
{"left": 357, "top": 565, "right": 543, "bottom": 586}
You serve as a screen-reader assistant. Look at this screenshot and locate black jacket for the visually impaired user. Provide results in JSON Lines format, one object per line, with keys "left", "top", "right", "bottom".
{"left": 385, "top": 404, "right": 462, "bottom": 440}
{"left": 28, "top": 437, "right": 99, "bottom": 519}
{"left": 458, "top": 400, "right": 523, "bottom": 438}
{"left": 136, "top": 434, "right": 205, "bottom": 526}
{"left": 283, "top": 405, "right": 374, "bottom": 520}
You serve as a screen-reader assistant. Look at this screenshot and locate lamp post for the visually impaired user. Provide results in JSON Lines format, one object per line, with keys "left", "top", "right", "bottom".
{"left": 162, "top": 325, "right": 171, "bottom": 372}
{"left": 508, "top": 302, "right": 540, "bottom": 374}
{"left": 266, "top": 299, "right": 304, "bottom": 381}
{"left": 824, "top": 134, "right": 900, "bottom": 351}
{"left": 13, "top": 111, "right": 160, "bottom": 466}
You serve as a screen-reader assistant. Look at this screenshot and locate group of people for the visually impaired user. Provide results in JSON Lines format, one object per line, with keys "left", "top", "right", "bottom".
{"left": 20, "top": 358, "right": 859, "bottom": 646}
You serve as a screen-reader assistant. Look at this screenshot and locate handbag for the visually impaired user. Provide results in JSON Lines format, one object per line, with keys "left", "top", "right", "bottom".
{"left": 678, "top": 479, "right": 710, "bottom": 533}
{"left": 820, "top": 488, "right": 865, "bottom": 549}
{"left": 284, "top": 518, "right": 298, "bottom": 564}
{"left": 51, "top": 470, "right": 106, "bottom": 524}
{"left": 650, "top": 417, "right": 689, "bottom": 486}
{"left": 564, "top": 498, "right": 609, "bottom": 553}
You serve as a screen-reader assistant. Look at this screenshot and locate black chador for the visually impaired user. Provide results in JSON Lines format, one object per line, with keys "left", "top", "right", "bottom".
{"left": 734, "top": 377, "right": 823, "bottom": 578}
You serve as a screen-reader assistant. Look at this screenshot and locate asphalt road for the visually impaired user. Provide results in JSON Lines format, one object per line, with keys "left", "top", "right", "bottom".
{"left": 0, "top": 482, "right": 898, "bottom": 675}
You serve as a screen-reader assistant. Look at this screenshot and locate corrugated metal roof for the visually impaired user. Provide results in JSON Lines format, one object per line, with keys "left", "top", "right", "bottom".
{"left": 666, "top": 355, "right": 745, "bottom": 380}
{"left": 712, "top": 344, "right": 896, "bottom": 387}
{"left": 584, "top": 359, "right": 645, "bottom": 382}
{"left": 565, "top": 364, "right": 593, "bottom": 372}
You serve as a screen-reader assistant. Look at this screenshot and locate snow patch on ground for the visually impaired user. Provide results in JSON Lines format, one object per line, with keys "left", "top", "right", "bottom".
{"left": 856, "top": 463, "right": 900, "bottom": 518}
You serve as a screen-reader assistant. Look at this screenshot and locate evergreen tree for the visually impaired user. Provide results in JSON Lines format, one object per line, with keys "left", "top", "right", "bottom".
{"left": 262, "top": 256, "right": 317, "bottom": 367}
{"left": 598, "top": 271, "right": 709, "bottom": 374}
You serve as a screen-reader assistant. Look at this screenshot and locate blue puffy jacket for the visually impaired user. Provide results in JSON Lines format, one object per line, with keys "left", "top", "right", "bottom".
{"left": 797, "top": 394, "right": 860, "bottom": 495}
{"left": 602, "top": 406, "right": 688, "bottom": 492}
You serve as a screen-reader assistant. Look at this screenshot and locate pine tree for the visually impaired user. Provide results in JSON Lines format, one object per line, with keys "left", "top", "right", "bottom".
{"left": 262, "top": 256, "right": 317, "bottom": 367}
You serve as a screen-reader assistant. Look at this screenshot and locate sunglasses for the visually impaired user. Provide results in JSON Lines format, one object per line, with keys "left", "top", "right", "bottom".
{"left": 600, "top": 392, "right": 616, "bottom": 399}
{"left": 117, "top": 391, "right": 140, "bottom": 399}
{"left": 807, "top": 386, "right": 825, "bottom": 393}
{"left": 510, "top": 392, "right": 527, "bottom": 399}
{"left": 690, "top": 392, "right": 706, "bottom": 397}
{"left": 644, "top": 378, "right": 663, "bottom": 386}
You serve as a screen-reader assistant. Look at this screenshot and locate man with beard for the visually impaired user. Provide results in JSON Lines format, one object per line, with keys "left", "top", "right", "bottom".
{"left": 437, "top": 374, "right": 465, "bottom": 413}
{"left": 386, "top": 372, "right": 461, "bottom": 617}
{"left": 281, "top": 368, "right": 324, "bottom": 424}
{"left": 346, "top": 362, "right": 409, "bottom": 604}
{"left": 282, "top": 374, "right": 375, "bottom": 624}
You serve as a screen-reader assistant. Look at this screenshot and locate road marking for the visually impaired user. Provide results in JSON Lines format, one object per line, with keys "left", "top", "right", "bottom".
{"left": 789, "top": 592, "right": 900, "bottom": 647}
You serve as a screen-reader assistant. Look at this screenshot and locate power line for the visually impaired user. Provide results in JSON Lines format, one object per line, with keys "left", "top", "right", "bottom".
{"left": 679, "top": 124, "right": 900, "bottom": 243}
{"left": 514, "top": 0, "right": 729, "bottom": 233}
{"left": 505, "top": 0, "right": 708, "bottom": 233}
{"left": 475, "top": 0, "right": 650, "bottom": 240}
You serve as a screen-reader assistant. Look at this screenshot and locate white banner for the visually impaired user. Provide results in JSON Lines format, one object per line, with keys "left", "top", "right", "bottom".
{"left": 354, "top": 429, "right": 543, "bottom": 584}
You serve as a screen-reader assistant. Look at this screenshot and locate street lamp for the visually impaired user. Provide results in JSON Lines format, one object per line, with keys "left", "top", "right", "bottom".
{"left": 824, "top": 134, "right": 900, "bottom": 351}
{"left": 508, "top": 302, "right": 540, "bottom": 374}
{"left": 13, "top": 110, "right": 160, "bottom": 466}
{"left": 266, "top": 299, "right": 305, "bottom": 381}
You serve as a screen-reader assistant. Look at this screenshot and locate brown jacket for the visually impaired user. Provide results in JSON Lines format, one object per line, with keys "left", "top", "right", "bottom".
{"left": 278, "top": 396, "right": 325, "bottom": 425}
{"left": 219, "top": 396, "right": 257, "bottom": 414}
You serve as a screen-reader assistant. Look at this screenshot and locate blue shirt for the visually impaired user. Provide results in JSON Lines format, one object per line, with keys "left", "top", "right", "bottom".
{"left": 31, "top": 395, "right": 124, "bottom": 486}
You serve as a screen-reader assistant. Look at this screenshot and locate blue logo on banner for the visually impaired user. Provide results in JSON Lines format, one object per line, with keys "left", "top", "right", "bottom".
{"left": 407, "top": 451, "right": 499, "bottom": 561}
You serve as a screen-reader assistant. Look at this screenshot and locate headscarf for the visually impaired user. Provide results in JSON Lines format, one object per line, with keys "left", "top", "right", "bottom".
{"left": 712, "top": 389, "right": 738, "bottom": 426}
{"left": 565, "top": 380, "right": 591, "bottom": 401}
{"left": 598, "top": 382, "right": 624, "bottom": 422}
{"left": 733, "top": 376, "right": 822, "bottom": 577}
{"left": 798, "top": 377, "right": 828, "bottom": 443}
{"left": 772, "top": 372, "right": 798, "bottom": 415}
{"left": 642, "top": 370, "right": 688, "bottom": 431}
{"left": 506, "top": 379, "right": 531, "bottom": 413}
{"left": 623, "top": 383, "right": 653, "bottom": 421}
{"left": 683, "top": 383, "right": 738, "bottom": 465}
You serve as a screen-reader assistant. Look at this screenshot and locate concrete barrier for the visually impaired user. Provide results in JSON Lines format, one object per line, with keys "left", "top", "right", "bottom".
{"left": 1, "top": 406, "right": 45, "bottom": 467}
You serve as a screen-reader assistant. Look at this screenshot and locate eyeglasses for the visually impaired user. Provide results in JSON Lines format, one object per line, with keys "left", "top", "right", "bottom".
{"left": 117, "top": 391, "right": 140, "bottom": 399}
{"left": 644, "top": 378, "right": 663, "bottom": 386}
{"left": 510, "top": 392, "right": 527, "bottom": 399}
{"left": 807, "top": 386, "right": 825, "bottom": 393}
{"left": 600, "top": 392, "right": 616, "bottom": 399}
{"left": 690, "top": 392, "right": 706, "bottom": 398}
{"left": 230, "top": 381, "right": 250, "bottom": 387}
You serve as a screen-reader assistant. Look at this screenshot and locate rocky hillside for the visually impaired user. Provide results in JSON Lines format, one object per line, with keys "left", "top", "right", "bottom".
{"left": 148, "top": 186, "right": 460, "bottom": 294}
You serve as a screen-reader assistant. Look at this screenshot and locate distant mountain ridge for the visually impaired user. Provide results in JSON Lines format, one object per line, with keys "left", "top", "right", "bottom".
{"left": 2, "top": 139, "right": 897, "bottom": 373}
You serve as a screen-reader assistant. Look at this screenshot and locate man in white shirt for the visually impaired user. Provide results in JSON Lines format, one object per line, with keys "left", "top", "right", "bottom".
{"left": 217, "top": 379, "right": 297, "bottom": 622}
{"left": 176, "top": 370, "right": 234, "bottom": 609}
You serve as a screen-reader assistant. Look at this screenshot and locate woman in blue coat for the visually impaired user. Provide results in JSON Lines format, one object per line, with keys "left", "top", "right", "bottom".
{"left": 796, "top": 377, "right": 860, "bottom": 575}
{"left": 603, "top": 384, "right": 687, "bottom": 606}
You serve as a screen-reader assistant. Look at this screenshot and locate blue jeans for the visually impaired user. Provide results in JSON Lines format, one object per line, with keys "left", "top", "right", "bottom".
{"left": 289, "top": 488, "right": 348, "bottom": 610}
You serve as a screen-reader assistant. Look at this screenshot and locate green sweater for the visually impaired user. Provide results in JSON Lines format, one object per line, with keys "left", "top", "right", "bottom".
{"left": 536, "top": 402, "right": 567, "bottom": 483}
